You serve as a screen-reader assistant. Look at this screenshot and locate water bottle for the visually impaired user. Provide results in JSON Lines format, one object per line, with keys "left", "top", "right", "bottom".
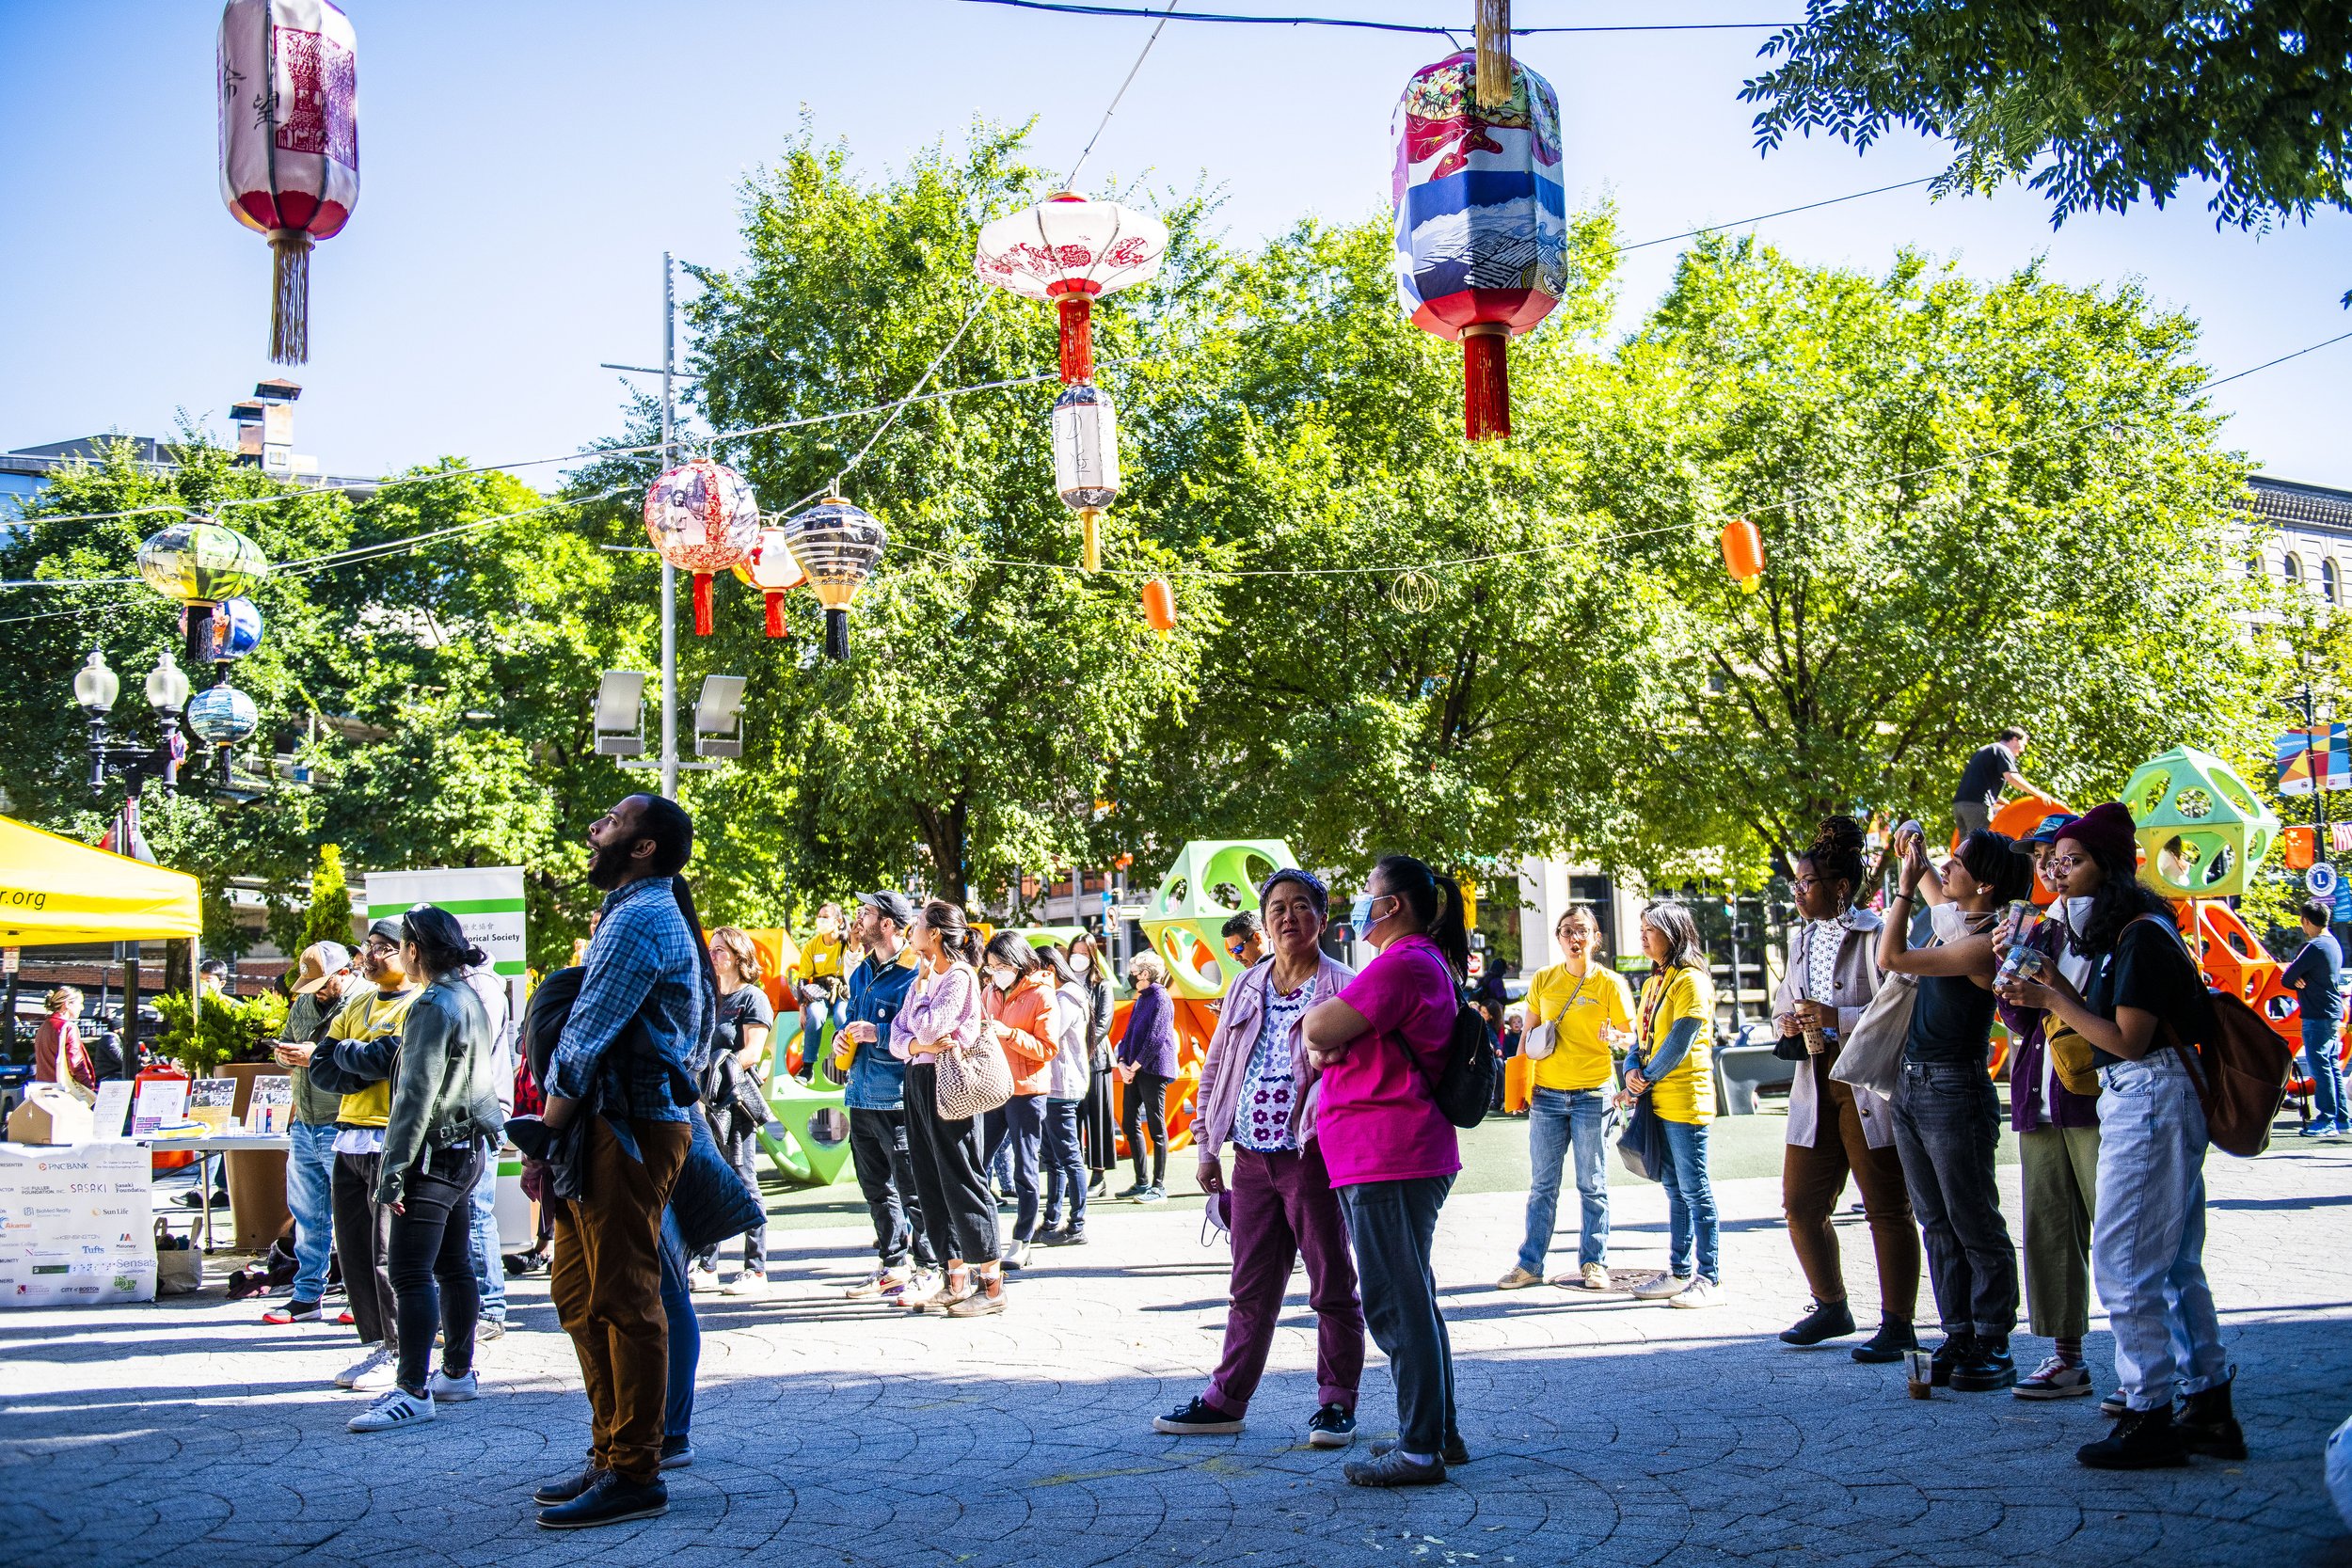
{"left": 1995, "top": 900, "right": 2043, "bottom": 987}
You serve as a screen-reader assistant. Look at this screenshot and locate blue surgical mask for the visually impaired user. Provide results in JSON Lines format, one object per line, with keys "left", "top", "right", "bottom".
{"left": 1349, "top": 893, "right": 1392, "bottom": 941}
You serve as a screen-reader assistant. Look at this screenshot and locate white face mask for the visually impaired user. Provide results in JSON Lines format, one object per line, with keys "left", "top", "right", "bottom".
{"left": 1072, "top": 954, "right": 1093, "bottom": 974}
{"left": 1929, "top": 902, "right": 1972, "bottom": 942}
{"left": 988, "top": 967, "right": 1017, "bottom": 990}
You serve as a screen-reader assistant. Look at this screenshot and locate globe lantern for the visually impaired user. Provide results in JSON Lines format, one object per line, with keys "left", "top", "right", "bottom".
{"left": 1392, "top": 46, "right": 1566, "bottom": 440}
{"left": 732, "top": 526, "right": 808, "bottom": 639}
{"left": 780, "top": 497, "right": 887, "bottom": 661}
{"left": 975, "top": 193, "right": 1168, "bottom": 385}
{"left": 187, "top": 682, "right": 260, "bottom": 747}
{"left": 207, "top": 596, "right": 265, "bottom": 660}
{"left": 137, "top": 519, "right": 269, "bottom": 604}
{"left": 1053, "top": 384, "right": 1121, "bottom": 573}
{"left": 644, "top": 459, "right": 761, "bottom": 636}
{"left": 218, "top": 0, "right": 360, "bottom": 365}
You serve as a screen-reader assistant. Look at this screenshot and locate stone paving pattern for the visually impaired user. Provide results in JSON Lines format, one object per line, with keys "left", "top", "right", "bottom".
{"left": 4, "top": 1129, "right": 2350, "bottom": 1568}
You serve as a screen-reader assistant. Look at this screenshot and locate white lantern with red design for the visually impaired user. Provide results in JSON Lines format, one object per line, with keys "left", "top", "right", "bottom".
{"left": 732, "top": 526, "right": 808, "bottom": 639}
{"left": 976, "top": 192, "right": 1168, "bottom": 383}
{"left": 644, "top": 460, "right": 761, "bottom": 636}
{"left": 217, "top": 0, "right": 359, "bottom": 366}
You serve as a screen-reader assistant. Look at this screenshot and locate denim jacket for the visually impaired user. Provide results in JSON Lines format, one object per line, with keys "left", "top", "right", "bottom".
{"left": 843, "top": 948, "right": 919, "bottom": 1111}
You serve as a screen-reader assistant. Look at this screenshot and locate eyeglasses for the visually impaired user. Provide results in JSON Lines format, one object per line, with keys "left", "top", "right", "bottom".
{"left": 1226, "top": 941, "right": 1248, "bottom": 958}
{"left": 2046, "top": 854, "right": 2090, "bottom": 873}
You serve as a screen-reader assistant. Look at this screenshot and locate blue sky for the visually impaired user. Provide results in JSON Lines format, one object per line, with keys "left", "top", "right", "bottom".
{"left": 4, "top": 0, "right": 2346, "bottom": 487}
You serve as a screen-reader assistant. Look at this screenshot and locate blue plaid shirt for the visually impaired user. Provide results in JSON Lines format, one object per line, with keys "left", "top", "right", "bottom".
{"left": 549, "top": 875, "right": 713, "bottom": 1123}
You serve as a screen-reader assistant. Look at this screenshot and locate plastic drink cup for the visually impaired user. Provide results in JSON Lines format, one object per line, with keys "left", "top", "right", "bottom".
{"left": 1907, "top": 1349, "right": 1933, "bottom": 1399}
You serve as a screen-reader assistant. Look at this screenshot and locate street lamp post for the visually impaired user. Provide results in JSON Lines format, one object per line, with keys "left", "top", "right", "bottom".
{"left": 76, "top": 647, "right": 190, "bottom": 805}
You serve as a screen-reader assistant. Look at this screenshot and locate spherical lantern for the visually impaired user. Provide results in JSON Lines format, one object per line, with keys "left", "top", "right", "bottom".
{"left": 187, "top": 682, "right": 261, "bottom": 747}
{"left": 1141, "top": 577, "right": 1177, "bottom": 634}
{"left": 137, "top": 518, "right": 270, "bottom": 604}
{"left": 207, "top": 596, "right": 265, "bottom": 660}
{"left": 732, "top": 526, "right": 808, "bottom": 639}
{"left": 780, "top": 497, "right": 887, "bottom": 661}
{"left": 975, "top": 193, "right": 1169, "bottom": 384}
{"left": 1053, "top": 384, "right": 1121, "bottom": 573}
{"left": 1719, "top": 516, "right": 1765, "bottom": 594}
{"left": 1392, "top": 47, "right": 1566, "bottom": 441}
{"left": 218, "top": 0, "right": 360, "bottom": 365}
{"left": 644, "top": 459, "right": 761, "bottom": 637}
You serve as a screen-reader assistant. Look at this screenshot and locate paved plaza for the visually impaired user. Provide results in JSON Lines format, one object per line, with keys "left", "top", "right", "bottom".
{"left": 5, "top": 1124, "right": 2351, "bottom": 1568}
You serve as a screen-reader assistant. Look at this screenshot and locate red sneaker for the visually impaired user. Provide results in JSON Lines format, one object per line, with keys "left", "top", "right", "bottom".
{"left": 336, "top": 1308, "right": 356, "bottom": 1325}
{"left": 263, "top": 1300, "right": 323, "bottom": 1324}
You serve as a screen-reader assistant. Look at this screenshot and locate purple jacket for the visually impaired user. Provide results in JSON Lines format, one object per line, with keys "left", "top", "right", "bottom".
{"left": 1193, "top": 954, "right": 1357, "bottom": 1156}
{"left": 1117, "top": 982, "right": 1181, "bottom": 1079}
{"left": 1997, "top": 919, "right": 2100, "bottom": 1132}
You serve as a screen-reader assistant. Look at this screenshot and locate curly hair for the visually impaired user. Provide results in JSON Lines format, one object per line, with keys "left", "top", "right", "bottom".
{"left": 1796, "top": 816, "right": 1867, "bottom": 903}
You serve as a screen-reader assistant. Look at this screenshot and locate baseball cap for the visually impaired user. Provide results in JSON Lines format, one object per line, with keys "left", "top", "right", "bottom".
{"left": 367, "top": 916, "right": 405, "bottom": 946}
{"left": 291, "top": 942, "right": 352, "bottom": 994}
{"left": 857, "top": 890, "right": 916, "bottom": 927}
{"left": 2013, "top": 811, "right": 2081, "bottom": 853}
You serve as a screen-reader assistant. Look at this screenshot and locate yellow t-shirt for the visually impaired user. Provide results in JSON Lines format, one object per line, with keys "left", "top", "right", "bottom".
{"left": 1523, "top": 961, "right": 1634, "bottom": 1092}
{"left": 1636, "top": 966, "right": 1716, "bottom": 1126}
{"left": 797, "top": 932, "right": 848, "bottom": 987}
{"left": 326, "top": 985, "right": 420, "bottom": 1128}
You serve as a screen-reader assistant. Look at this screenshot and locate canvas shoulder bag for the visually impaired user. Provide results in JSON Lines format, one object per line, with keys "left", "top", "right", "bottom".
{"left": 1522, "top": 971, "right": 1593, "bottom": 1062}
{"left": 1829, "top": 973, "right": 1915, "bottom": 1101}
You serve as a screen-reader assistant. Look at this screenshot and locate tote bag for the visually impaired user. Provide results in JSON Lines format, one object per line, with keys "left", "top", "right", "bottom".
{"left": 934, "top": 965, "right": 1014, "bottom": 1121}
{"left": 1829, "top": 973, "right": 1915, "bottom": 1101}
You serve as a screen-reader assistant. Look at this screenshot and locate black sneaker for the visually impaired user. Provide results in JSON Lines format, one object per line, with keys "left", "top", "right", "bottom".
{"left": 1307, "top": 1403, "right": 1357, "bottom": 1449}
{"left": 1153, "top": 1396, "right": 1245, "bottom": 1435}
{"left": 1778, "top": 1298, "right": 1856, "bottom": 1347}
{"left": 532, "top": 1463, "right": 606, "bottom": 1506}
{"left": 2076, "top": 1405, "right": 2189, "bottom": 1470}
{"left": 1116, "top": 1181, "right": 1152, "bottom": 1199}
{"left": 1850, "top": 1319, "right": 1916, "bottom": 1364}
{"left": 1042, "top": 1225, "right": 1088, "bottom": 1246}
{"left": 1373, "top": 1435, "right": 1471, "bottom": 1467}
{"left": 1927, "top": 1333, "right": 1976, "bottom": 1386}
{"left": 1948, "top": 1339, "right": 2018, "bottom": 1393}
{"left": 1344, "top": 1449, "right": 1446, "bottom": 1487}
{"left": 659, "top": 1434, "right": 693, "bottom": 1470}
{"left": 537, "top": 1471, "right": 669, "bottom": 1529}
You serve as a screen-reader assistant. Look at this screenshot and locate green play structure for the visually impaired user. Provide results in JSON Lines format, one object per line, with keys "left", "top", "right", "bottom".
{"left": 2121, "top": 745, "right": 2280, "bottom": 899}
{"left": 1140, "top": 838, "right": 1298, "bottom": 999}
{"left": 758, "top": 1071, "right": 853, "bottom": 1187}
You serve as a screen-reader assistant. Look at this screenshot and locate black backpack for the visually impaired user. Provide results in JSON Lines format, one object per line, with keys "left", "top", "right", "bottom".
{"left": 1412, "top": 997, "right": 1497, "bottom": 1130}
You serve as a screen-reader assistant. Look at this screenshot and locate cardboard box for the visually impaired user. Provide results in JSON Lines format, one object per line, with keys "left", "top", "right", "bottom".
{"left": 8, "top": 1085, "right": 96, "bottom": 1146}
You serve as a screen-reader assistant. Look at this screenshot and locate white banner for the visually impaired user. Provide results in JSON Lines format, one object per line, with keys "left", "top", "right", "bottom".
{"left": 0, "top": 1143, "right": 156, "bottom": 1307}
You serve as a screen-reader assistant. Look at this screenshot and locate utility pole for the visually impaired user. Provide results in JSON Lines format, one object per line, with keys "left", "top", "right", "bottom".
{"left": 660, "top": 252, "right": 680, "bottom": 800}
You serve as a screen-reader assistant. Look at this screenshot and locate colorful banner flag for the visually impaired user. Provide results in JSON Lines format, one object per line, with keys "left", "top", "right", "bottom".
{"left": 2275, "top": 724, "right": 2352, "bottom": 796}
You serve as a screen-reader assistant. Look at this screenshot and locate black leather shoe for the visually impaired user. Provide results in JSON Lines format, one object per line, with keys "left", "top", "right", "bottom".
{"left": 1948, "top": 1339, "right": 2017, "bottom": 1393}
{"left": 532, "top": 1463, "right": 605, "bottom": 1507}
{"left": 1778, "top": 1298, "right": 1856, "bottom": 1347}
{"left": 2077, "top": 1405, "right": 2189, "bottom": 1470}
{"left": 1850, "top": 1319, "right": 1917, "bottom": 1364}
{"left": 1372, "top": 1435, "right": 1471, "bottom": 1467}
{"left": 2175, "top": 1372, "right": 2247, "bottom": 1460}
{"left": 536, "top": 1471, "right": 669, "bottom": 1529}
{"left": 1344, "top": 1449, "right": 1446, "bottom": 1487}
{"left": 1926, "top": 1333, "right": 1976, "bottom": 1386}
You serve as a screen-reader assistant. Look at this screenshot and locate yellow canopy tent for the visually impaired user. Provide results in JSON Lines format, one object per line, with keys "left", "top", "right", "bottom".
{"left": 0, "top": 816, "right": 201, "bottom": 945}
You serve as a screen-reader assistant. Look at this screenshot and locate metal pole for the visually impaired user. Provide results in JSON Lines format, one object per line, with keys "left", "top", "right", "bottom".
{"left": 660, "top": 251, "right": 680, "bottom": 801}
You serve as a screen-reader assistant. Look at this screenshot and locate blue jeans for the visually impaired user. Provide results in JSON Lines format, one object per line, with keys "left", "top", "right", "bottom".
{"left": 800, "top": 999, "right": 845, "bottom": 1079}
{"left": 1517, "top": 1087, "right": 1610, "bottom": 1275}
{"left": 1336, "top": 1176, "right": 1457, "bottom": 1455}
{"left": 2093, "top": 1053, "right": 2226, "bottom": 1412}
{"left": 285, "top": 1121, "right": 338, "bottom": 1304}
{"left": 1658, "top": 1119, "right": 1719, "bottom": 1283}
{"left": 2304, "top": 1017, "right": 2346, "bottom": 1126}
{"left": 658, "top": 1209, "right": 699, "bottom": 1440}
{"left": 469, "top": 1152, "right": 506, "bottom": 1323}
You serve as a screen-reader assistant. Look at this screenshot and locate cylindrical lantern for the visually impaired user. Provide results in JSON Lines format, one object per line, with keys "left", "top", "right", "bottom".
{"left": 975, "top": 193, "right": 1170, "bottom": 384}
{"left": 1053, "top": 384, "right": 1121, "bottom": 572}
{"left": 644, "top": 460, "right": 761, "bottom": 636}
{"left": 732, "top": 526, "right": 809, "bottom": 639}
{"left": 187, "top": 682, "right": 260, "bottom": 746}
{"left": 137, "top": 519, "right": 269, "bottom": 604}
{"left": 207, "top": 596, "right": 265, "bottom": 661}
{"left": 1393, "top": 49, "right": 1565, "bottom": 440}
{"left": 780, "top": 497, "right": 888, "bottom": 661}
{"left": 218, "top": 0, "right": 360, "bottom": 366}
{"left": 1720, "top": 516, "right": 1765, "bottom": 593}
{"left": 1141, "top": 577, "right": 1177, "bottom": 634}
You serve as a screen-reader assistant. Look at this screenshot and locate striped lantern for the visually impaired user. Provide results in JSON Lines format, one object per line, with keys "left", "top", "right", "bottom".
{"left": 780, "top": 497, "right": 887, "bottom": 661}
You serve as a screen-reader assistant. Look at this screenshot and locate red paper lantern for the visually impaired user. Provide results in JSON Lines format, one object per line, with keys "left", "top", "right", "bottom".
{"left": 1141, "top": 578, "right": 1177, "bottom": 633}
{"left": 976, "top": 193, "right": 1169, "bottom": 384}
{"left": 733, "top": 527, "right": 808, "bottom": 638}
{"left": 644, "top": 460, "right": 761, "bottom": 636}
{"left": 1719, "top": 516, "right": 1765, "bottom": 593}
{"left": 218, "top": 0, "right": 360, "bottom": 365}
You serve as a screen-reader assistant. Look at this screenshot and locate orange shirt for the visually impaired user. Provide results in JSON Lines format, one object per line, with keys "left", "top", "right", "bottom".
{"left": 984, "top": 970, "right": 1057, "bottom": 1097}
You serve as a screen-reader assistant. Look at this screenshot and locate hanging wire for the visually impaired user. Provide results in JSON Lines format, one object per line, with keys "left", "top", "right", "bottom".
{"left": 961, "top": 0, "right": 1790, "bottom": 35}
{"left": 1063, "top": 0, "right": 1184, "bottom": 190}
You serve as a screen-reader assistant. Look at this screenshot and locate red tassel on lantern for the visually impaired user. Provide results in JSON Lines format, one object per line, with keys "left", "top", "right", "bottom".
{"left": 692, "top": 574, "right": 715, "bottom": 635}
{"left": 1057, "top": 293, "right": 1095, "bottom": 383}
{"left": 764, "top": 591, "right": 787, "bottom": 638}
{"left": 1463, "top": 326, "right": 1510, "bottom": 441}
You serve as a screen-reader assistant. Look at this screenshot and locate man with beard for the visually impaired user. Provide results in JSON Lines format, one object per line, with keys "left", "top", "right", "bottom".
{"left": 531, "top": 795, "right": 715, "bottom": 1530}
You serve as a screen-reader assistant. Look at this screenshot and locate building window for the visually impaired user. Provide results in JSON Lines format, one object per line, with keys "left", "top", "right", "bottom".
{"left": 2326, "top": 559, "right": 2343, "bottom": 605}
{"left": 2249, "top": 552, "right": 2265, "bottom": 578}
{"left": 2284, "top": 552, "right": 2303, "bottom": 587}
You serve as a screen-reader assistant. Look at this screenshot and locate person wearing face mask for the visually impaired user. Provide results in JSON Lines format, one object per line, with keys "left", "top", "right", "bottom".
{"left": 1991, "top": 813, "right": 2105, "bottom": 1401}
{"left": 1625, "top": 902, "right": 1724, "bottom": 1310}
{"left": 895, "top": 900, "right": 1008, "bottom": 1316}
{"left": 1303, "top": 855, "right": 1470, "bottom": 1488}
{"left": 837, "top": 892, "right": 934, "bottom": 1301}
{"left": 1068, "top": 933, "right": 1119, "bottom": 1196}
{"left": 1879, "top": 825, "right": 2032, "bottom": 1395}
{"left": 1157, "top": 869, "right": 1364, "bottom": 1450}
{"left": 1038, "top": 943, "right": 1094, "bottom": 1245}
{"left": 979, "top": 933, "right": 1059, "bottom": 1268}
{"left": 1498, "top": 907, "right": 1633, "bottom": 1294}
{"left": 1771, "top": 816, "right": 1919, "bottom": 1361}
{"left": 792, "top": 903, "right": 850, "bottom": 1084}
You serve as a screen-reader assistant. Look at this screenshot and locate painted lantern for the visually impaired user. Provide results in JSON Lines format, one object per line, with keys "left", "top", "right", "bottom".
{"left": 733, "top": 527, "right": 809, "bottom": 639}
{"left": 1392, "top": 48, "right": 1565, "bottom": 440}
{"left": 218, "top": 0, "right": 360, "bottom": 365}
{"left": 780, "top": 497, "right": 887, "bottom": 661}
{"left": 644, "top": 460, "right": 761, "bottom": 637}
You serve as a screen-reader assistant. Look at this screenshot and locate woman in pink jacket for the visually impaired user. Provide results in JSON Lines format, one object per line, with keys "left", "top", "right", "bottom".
{"left": 1153, "top": 869, "right": 1365, "bottom": 1451}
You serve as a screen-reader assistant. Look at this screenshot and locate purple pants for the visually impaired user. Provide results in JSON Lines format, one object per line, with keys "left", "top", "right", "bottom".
{"left": 1204, "top": 1141, "right": 1365, "bottom": 1416}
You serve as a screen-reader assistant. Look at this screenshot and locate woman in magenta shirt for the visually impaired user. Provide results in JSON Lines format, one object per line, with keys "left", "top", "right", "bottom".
{"left": 1304, "top": 853, "right": 1469, "bottom": 1488}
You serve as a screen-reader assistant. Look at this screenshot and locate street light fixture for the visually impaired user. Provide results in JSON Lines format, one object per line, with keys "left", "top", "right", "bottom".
{"left": 596, "top": 669, "right": 746, "bottom": 774}
{"left": 593, "top": 670, "right": 647, "bottom": 757}
{"left": 692, "top": 675, "right": 746, "bottom": 759}
{"left": 74, "top": 647, "right": 189, "bottom": 804}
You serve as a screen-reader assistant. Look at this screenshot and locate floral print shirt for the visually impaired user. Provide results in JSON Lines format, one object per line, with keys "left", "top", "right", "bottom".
{"left": 1232, "top": 977, "right": 1313, "bottom": 1153}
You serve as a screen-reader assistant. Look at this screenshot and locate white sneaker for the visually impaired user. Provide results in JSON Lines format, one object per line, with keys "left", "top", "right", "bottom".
{"left": 426, "top": 1368, "right": 480, "bottom": 1402}
{"left": 723, "top": 1272, "right": 771, "bottom": 1298}
{"left": 1581, "top": 1262, "right": 1611, "bottom": 1291}
{"left": 1631, "top": 1273, "right": 1692, "bottom": 1302}
{"left": 338, "top": 1345, "right": 398, "bottom": 1391}
{"left": 845, "top": 1266, "right": 907, "bottom": 1299}
{"left": 1668, "top": 1277, "right": 1725, "bottom": 1309}
{"left": 332, "top": 1345, "right": 389, "bottom": 1389}
{"left": 1002, "top": 1242, "right": 1031, "bottom": 1272}
{"left": 347, "top": 1387, "right": 433, "bottom": 1433}
{"left": 687, "top": 1265, "right": 723, "bottom": 1294}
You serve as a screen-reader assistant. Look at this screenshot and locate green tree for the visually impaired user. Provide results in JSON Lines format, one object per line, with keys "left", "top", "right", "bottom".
{"left": 1743, "top": 2, "right": 2352, "bottom": 234}
{"left": 288, "top": 842, "right": 353, "bottom": 954}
